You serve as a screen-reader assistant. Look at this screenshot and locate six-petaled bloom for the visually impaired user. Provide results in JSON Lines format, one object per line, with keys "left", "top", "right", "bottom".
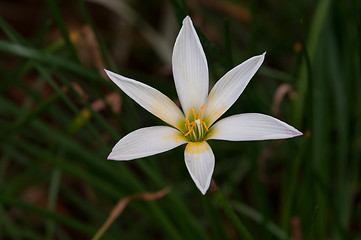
{"left": 105, "top": 16, "right": 302, "bottom": 195}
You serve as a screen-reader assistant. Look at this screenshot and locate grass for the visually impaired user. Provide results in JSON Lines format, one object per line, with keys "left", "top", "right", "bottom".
{"left": 0, "top": 0, "right": 360, "bottom": 239}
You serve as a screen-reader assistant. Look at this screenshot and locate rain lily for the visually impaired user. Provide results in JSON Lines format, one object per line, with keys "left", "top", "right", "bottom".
{"left": 105, "top": 16, "right": 302, "bottom": 195}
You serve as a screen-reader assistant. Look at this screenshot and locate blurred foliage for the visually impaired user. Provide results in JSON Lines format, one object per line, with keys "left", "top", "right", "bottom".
{"left": 0, "top": 0, "right": 360, "bottom": 239}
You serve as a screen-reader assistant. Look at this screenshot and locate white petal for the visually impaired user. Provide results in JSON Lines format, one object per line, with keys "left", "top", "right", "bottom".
{"left": 202, "top": 53, "right": 265, "bottom": 126}
{"left": 105, "top": 70, "right": 185, "bottom": 130}
{"left": 172, "top": 16, "right": 208, "bottom": 114}
{"left": 184, "top": 141, "right": 215, "bottom": 195}
{"left": 207, "top": 113, "right": 302, "bottom": 141}
{"left": 108, "top": 126, "right": 188, "bottom": 161}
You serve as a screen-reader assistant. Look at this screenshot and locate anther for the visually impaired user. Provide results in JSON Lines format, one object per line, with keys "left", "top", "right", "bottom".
{"left": 200, "top": 120, "right": 209, "bottom": 131}
{"left": 184, "top": 104, "right": 209, "bottom": 140}
{"left": 197, "top": 104, "right": 205, "bottom": 119}
{"left": 184, "top": 122, "right": 195, "bottom": 136}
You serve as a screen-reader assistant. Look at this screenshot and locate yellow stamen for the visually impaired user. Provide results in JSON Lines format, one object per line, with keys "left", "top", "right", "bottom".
{"left": 200, "top": 120, "right": 209, "bottom": 131}
{"left": 197, "top": 104, "right": 205, "bottom": 119}
{"left": 184, "top": 104, "right": 209, "bottom": 140}
{"left": 185, "top": 108, "right": 197, "bottom": 128}
{"left": 184, "top": 122, "right": 195, "bottom": 136}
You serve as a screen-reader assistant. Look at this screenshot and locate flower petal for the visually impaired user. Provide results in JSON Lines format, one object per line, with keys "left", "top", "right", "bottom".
{"left": 184, "top": 141, "right": 215, "bottom": 195}
{"left": 202, "top": 53, "right": 265, "bottom": 126}
{"left": 172, "top": 16, "right": 209, "bottom": 114}
{"left": 105, "top": 70, "right": 185, "bottom": 130}
{"left": 207, "top": 113, "right": 302, "bottom": 141}
{"left": 108, "top": 126, "right": 188, "bottom": 161}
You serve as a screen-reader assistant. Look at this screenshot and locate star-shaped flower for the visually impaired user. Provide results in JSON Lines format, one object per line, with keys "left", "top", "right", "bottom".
{"left": 105, "top": 16, "right": 302, "bottom": 194}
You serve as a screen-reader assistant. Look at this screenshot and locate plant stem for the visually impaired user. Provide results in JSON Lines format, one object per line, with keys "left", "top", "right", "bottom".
{"left": 209, "top": 179, "right": 253, "bottom": 240}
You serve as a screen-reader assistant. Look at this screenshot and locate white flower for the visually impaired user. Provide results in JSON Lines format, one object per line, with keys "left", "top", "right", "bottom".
{"left": 105, "top": 16, "right": 302, "bottom": 195}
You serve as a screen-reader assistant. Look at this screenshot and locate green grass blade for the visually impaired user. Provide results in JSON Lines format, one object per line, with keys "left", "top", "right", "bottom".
{"left": 45, "top": 0, "right": 80, "bottom": 62}
{"left": 0, "top": 40, "right": 102, "bottom": 82}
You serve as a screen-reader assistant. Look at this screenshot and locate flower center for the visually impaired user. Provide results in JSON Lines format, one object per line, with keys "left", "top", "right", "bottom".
{"left": 184, "top": 104, "right": 209, "bottom": 142}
